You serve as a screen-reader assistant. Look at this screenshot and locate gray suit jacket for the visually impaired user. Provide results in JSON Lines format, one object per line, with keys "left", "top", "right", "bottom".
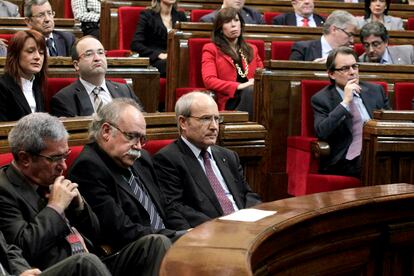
{"left": 200, "top": 6, "right": 264, "bottom": 24}
{"left": 359, "top": 45, "right": 414, "bottom": 65}
{"left": 356, "top": 15, "right": 404, "bottom": 31}
{"left": 0, "top": 1, "right": 19, "bottom": 17}
{"left": 50, "top": 79, "right": 142, "bottom": 117}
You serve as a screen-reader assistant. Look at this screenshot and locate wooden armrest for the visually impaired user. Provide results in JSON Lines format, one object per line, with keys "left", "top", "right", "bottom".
{"left": 311, "top": 140, "right": 330, "bottom": 158}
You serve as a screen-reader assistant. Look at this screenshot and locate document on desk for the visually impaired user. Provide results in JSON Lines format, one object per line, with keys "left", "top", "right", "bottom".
{"left": 218, "top": 209, "right": 277, "bottom": 222}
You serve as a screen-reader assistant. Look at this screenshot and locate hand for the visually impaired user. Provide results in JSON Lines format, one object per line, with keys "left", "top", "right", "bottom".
{"left": 313, "top": 57, "right": 327, "bottom": 63}
{"left": 0, "top": 39, "right": 7, "bottom": 47}
{"left": 20, "top": 268, "right": 42, "bottom": 276}
{"left": 342, "top": 78, "right": 361, "bottom": 105}
{"left": 158, "top": 53, "right": 167, "bottom": 60}
{"left": 237, "top": 78, "right": 254, "bottom": 90}
{"left": 48, "top": 176, "right": 79, "bottom": 213}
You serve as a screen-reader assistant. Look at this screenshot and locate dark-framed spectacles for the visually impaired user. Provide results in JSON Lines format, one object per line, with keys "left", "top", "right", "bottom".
{"left": 31, "top": 10, "right": 55, "bottom": 20}
{"left": 337, "top": 27, "right": 355, "bottom": 38}
{"left": 188, "top": 115, "right": 224, "bottom": 125}
{"left": 34, "top": 149, "right": 72, "bottom": 163}
{"left": 108, "top": 122, "right": 147, "bottom": 146}
{"left": 333, "top": 63, "right": 359, "bottom": 73}
{"left": 78, "top": 49, "right": 107, "bottom": 60}
{"left": 363, "top": 41, "right": 384, "bottom": 49}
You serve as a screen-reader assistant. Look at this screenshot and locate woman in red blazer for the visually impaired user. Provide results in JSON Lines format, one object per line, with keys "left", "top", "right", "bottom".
{"left": 202, "top": 7, "right": 263, "bottom": 115}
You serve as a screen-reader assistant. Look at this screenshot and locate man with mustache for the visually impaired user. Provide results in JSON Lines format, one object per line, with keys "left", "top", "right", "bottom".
{"left": 50, "top": 36, "right": 142, "bottom": 117}
{"left": 153, "top": 92, "right": 261, "bottom": 229}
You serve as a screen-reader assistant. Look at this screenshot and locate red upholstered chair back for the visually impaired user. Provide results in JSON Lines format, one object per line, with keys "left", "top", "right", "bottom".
{"left": 118, "top": 6, "right": 145, "bottom": 50}
{"left": 353, "top": 43, "right": 365, "bottom": 57}
{"left": 0, "top": 34, "right": 14, "bottom": 43}
{"left": 263, "top": 12, "right": 281, "bottom": 25}
{"left": 143, "top": 139, "right": 174, "bottom": 156}
{"left": 106, "top": 49, "right": 132, "bottom": 57}
{"left": 271, "top": 41, "right": 294, "bottom": 60}
{"left": 191, "top": 9, "right": 214, "bottom": 22}
{"left": 64, "top": 0, "right": 74, "bottom": 18}
{"left": 407, "top": 18, "right": 414, "bottom": 30}
{"left": 394, "top": 82, "right": 414, "bottom": 110}
{"left": 0, "top": 153, "right": 13, "bottom": 167}
{"left": 64, "top": 145, "right": 84, "bottom": 175}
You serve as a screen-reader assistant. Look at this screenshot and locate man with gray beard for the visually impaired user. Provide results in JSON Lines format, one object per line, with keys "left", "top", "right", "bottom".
{"left": 67, "top": 98, "right": 184, "bottom": 275}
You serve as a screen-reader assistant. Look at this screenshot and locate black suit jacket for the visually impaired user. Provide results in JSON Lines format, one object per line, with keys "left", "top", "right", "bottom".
{"left": 311, "top": 82, "right": 390, "bottom": 169}
{"left": 0, "top": 165, "right": 100, "bottom": 270}
{"left": 289, "top": 39, "right": 322, "bottom": 61}
{"left": 52, "top": 30, "right": 76, "bottom": 57}
{"left": 50, "top": 79, "right": 142, "bottom": 117}
{"left": 0, "top": 231, "right": 31, "bottom": 276}
{"left": 272, "top": 12, "right": 325, "bottom": 26}
{"left": 153, "top": 138, "right": 262, "bottom": 230}
{"left": 0, "top": 73, "right": 44, "bottom": 122}
{"left": 68, "top": 142, "right": 177, "bottom": 251}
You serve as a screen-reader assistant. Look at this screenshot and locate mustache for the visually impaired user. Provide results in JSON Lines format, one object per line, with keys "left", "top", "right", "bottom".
{"left": 127, "top": 149, "right": 141, "bottom": 159}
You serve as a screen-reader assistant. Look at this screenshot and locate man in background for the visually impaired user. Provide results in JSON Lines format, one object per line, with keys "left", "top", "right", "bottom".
{"left": 272, "top": 0, "right": 325, "bottom": 27}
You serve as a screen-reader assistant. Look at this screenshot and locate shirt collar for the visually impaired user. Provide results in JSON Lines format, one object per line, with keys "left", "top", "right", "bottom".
{"left": 320, "top": 35, "right": 333, "bottom": 58}
{"left": 380, "top": 47, "right": 391, "bottom": 64}
{"left": 180, "top": 136, "right": 213, "bottom": 159}
{"left": 79, "top": 78, "right": 108, "bottom": 96}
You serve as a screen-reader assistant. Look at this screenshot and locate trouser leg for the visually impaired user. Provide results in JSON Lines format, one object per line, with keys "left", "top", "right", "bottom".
{"left": 236, "top": 86, "right": 254, "bottom": 120}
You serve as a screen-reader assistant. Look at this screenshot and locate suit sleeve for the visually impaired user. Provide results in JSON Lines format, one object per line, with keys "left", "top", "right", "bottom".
{"left": 272, "top": 14, "right": 284, "bottom": 25}
{"left": 289, "top": 41, "right": 306, "bottom": 61}
{"left": 0, "top": 232, "right": 31, "bottom": 275}
{"left": 50, "top": 93, "right": 76, "bottom": 117}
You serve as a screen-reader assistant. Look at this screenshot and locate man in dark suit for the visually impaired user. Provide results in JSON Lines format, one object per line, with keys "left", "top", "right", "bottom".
{"left": 272, "top": 0, "right": 325, "bottom": 27}
{"left": 290, "top": 10, "right": 357, "bottom": 62}
{"left": 24, "top": 0, "right": 75, "bottom": 56}
{"left": 68, "top": 99, "right": 182, "bottom": 255}
{"left": 153, "top": 92, "right": 261, "bottom": 229}
{"left": 0, "top": 112, "right": 169, "bottom": 276}
{"left": 200, "top": 0, "right": 264, "bottom": 24}
{"left": 51, "top": 36, "right": 142, "bottom": 117}
{"left": 311, "top": 47, "right": 390, "bottom": 177}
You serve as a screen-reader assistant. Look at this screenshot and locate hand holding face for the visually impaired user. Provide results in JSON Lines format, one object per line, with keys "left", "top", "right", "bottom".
{"left": 343, "top": 78, "right": 361, "bottom": 105}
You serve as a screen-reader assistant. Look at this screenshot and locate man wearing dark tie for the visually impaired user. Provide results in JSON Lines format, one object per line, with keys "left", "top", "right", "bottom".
{"left": 272, "top": 0, "right": 325, "bottom": 27}
{"left": 153, "top": 92, "right": 261, "bottom": 230}
{"left": 311, "top": 47, "right": 390, "bottom": 177}
{"left": 24, "top": 0, "right": 75, "bottom": 56}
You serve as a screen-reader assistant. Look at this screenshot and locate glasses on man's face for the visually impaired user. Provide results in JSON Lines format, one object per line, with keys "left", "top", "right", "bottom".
{"left": 108, "top": 122, "right": 147, "bottom": 146}
{"left": 31, "top": 10, "right": 55, "bottom": 20}
{"left": 363, "top": 41, "right": 384, "bottom": 49}
{"left": 34, "top": 149, "right": 72, "bottom": 163}
{"left": 188, "top": 115, "right": 224, "bottom": 125}
{"left": 337, "top": 27, "right": 355, "bottom": 38}
{"left": 334, "top": 63, "right": 359, "bottom": 73}
{"left": 78, "top": 49, "right": 107, "bottom": 60}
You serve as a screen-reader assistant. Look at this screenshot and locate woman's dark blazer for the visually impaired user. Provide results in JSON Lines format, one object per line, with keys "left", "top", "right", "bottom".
{"left": 0, "top": 73, "right": 45, "bottom": 122}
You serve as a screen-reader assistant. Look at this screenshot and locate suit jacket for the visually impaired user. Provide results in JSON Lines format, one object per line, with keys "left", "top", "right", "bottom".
{"left": 131, "top": 9, "right": 187, "bottom": 63}
{"left": 289, "top": 39, "right": 322, "bottom": 61}
{"left": 52, "top": 30, "right": 76, "bottom": 57}
{"left": 202, "top": 42, "right": 264, "bottom": 110}
{"left": 359, "top": 45, "right": 414, "bottom": 65}
{"left": 311, "top": 82, "right": 390, "bottom": 169}
{"left": 0, "top": 231, "right": 31, "bottom": 276}
{"left": 68, "top": 142, "right": 177, "bottom": 251}
{"left": 50, "top": 79, "right": 142, "bottom": 117}
{"left": 0, "top": 1, "right": 19, "bottom": 17}
{"left": 153, "top": 138, "right": 262, "bottom": 230}
{"left": 200, "top": 6, "right": 264, "bottom": 24}
{"left": 356, "top": 15, "right": 404, "bottom": 31}
{"left": 0, "top": 73, "right": 44, "bottom": 122}
{"left": 0, "top": 165, "right": 100, "bottom": 270}
{"left": 272, "top": 12, "right": 325, "bottom": 26}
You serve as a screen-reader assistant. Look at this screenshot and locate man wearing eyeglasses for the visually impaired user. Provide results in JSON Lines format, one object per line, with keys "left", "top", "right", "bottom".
{"left": 50, "top": 36, "right": 142, "bottom": 117}
{"left": 311, "top": 47, "right": 390, "bottom": 178}
{"left": 272, "top": 0, "right": 325, "bottom": 27}
{"left": 24, "top": 0, "right": 75, "bottom": 57}
{"left": 359, "top": 22, "right": 414, "bottom": 64}
{"left": 153, "top": 92, "right": 261, "bottom": 229}
{"left": 290, "top": 10, "right": 357, "bottom": 62}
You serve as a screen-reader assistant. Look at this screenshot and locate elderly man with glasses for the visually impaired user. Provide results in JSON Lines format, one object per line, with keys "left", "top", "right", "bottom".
{"left": 50, "top": 36, "right": 142, "bottom": 117}
{"left": 290, "top": 10, "right": 358, "bottom": 62}
{"left": 359, "top": 22, "right": 414, "bottom": 64}
{"left": 311, "top": 46, "right": 390, "bottom": 178}
{"left": 24, "top": 0, "right": 75, "bottom": 56}
{"left": 152, "top": 91, "right": 261, "bottom": 230}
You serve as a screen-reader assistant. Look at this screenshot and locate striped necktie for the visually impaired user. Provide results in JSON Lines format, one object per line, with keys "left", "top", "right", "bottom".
{"left": 46, "top": 38, "right": 57, "bottom": 56}
{"left": 91, "top": 86, "right": 104, "bottom": 112}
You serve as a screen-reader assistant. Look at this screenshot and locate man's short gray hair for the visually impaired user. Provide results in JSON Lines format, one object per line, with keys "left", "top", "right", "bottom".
{"left": 323, "top": 10, "right": 357, "bottom": 35}
{"left": 89, "top": 98, "right": 143, "bottom": 141}
{"left": 24, "top": 0, "right": 49, "bottom": 17}
{"left": 8, "top": 112, "right": 68, "bottom": 160}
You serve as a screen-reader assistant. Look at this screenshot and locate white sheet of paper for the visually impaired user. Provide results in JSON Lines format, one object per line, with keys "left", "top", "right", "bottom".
{"left": 218, "top": 209, "right": 276, "bottom": 222}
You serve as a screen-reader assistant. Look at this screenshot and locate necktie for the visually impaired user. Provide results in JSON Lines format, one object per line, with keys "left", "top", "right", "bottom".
{"left": 46, "top": 38, "right": 57, "bottom": 56}
{"left": 91, "top": 86, "right": 104, "bottom": 112}
{"left": 127, "top": 170, "right": 165, "bottom": 230}
{"left": 346, "top": 98, "right": 364, "bottom": 160}
{"left": 302, "top": 17, "right": 309, "bottom": 27}
{"left": 201, "top": 150, "right": 235, "bottom": 215}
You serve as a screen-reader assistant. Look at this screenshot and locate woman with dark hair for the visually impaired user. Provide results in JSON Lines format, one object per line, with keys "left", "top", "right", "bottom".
{"left": 202, "top": 7, "right": 263, "bottom": 116}
{"left": 356, "top": 0, "right": 403, "bottom": 30}
{"left": 0, "top": 30, "right": 47, "bottom": 121}
{"left": 130, "top": 0, "right": 187, "bottom": 77}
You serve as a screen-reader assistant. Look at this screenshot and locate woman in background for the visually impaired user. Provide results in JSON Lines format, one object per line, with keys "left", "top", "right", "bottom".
{"left": 202, "top": 7, "right": 263, "bottom": 117}
{"left": 356, "top": 0, "right": 404, "bottom": 30}
{"left": 131, "top": 0, "right": 187, "bottom": 77}
{"left": 0, "top": 30, "right": 47, "bottom": 121}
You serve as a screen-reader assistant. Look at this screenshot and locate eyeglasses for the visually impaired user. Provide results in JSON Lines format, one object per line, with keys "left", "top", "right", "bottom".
{"left": 78, "top": 49, "right": 107, "bottom": 60}
{"left": 188, "top": 115, "right": 224, "bottom": 125}
{"left": 34, "top": 149, "right": 72, "bottom": 163}
{"left": 108, "top": 122, "right": 147, "bottom": 146}
{"left": 363, "top": 41, "right": 384, "bottom": 49}
{"left": 337, "top": 27, "right": 355, "bottom": 38}
{"left": 31, "top": 10, "right": 55, "bottom": 20}
{"left": 333, "top": 63, "right": 360, "bottom": 73}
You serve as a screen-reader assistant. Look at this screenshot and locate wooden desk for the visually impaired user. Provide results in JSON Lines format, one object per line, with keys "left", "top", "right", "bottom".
{"left": 161, "top": 184, "right": 414, "bottom": 275}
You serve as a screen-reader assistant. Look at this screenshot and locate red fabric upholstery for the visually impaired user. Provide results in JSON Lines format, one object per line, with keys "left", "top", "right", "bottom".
{"left": 106, "top": 49, "right": 131, "bottom": 57}
{"left": 118, "top": 6, "right": 145, "bottom": 50}
{"left": 271, "top": 41, "right": 294, "bottom": 60}
{"left": 0, "top": 34, "right": 14, "bottom": 43}
{"left": 353, "top": 43, "right": 365, "bottom": 57}
{"left": 143, "top": 139, "right": 174, "bottom": 156}
{"left": 394, "top": 82, "right": 414, "bottom": 110}
{"left": 0, "top": 153, "right": 13, "bottom": 167}
{"left": 191, "top": 9, "right": 213, "bottom": 22}
{"left": 65, "top": 145, "right": 84, "bottom": 175}
{"left": 407, "top": 18, "right": 414, "bottom": 30}
{"left": 64, "top": 0, "right": 74, "bottom": 18}
{"left": 263, "top": 12, "right": 281, "bottom": 25}
{"left": 159, "top": 78, "right": 167, "bottom": 109}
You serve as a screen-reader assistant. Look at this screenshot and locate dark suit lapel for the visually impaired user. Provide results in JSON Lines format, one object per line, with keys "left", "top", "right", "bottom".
{"left": 74, "top": 80, "right": 95, "bottom": 116}
{"left": 287, "top": 13, "right": 297, "bottom": 25}
{"left": 360, "top": 83, "right": 375, "bottom": 118}
{"left": 5, "top": 75, "right": 32, "bottom": 114}
{"left": 106, "top": 80, "right": 123, "bottom": 98}
{"left": 33, "top": 80, "right": 44, "bottom": 112}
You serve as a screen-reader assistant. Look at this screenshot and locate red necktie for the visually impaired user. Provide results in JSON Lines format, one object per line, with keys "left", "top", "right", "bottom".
{"left": 302, "top": 17, "right": 309, "bottom": 27}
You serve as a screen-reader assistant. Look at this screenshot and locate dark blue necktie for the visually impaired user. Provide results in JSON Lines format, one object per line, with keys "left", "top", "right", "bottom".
{"left": 46, "top": 38, "right": 58, "bottom": 56}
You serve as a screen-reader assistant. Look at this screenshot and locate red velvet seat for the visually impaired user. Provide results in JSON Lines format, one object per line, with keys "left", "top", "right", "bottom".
{"left": 143, "top": 139, "right": 174, "bottom": 156}
{"left": 64, "top": 145, "right": 84, "bottom": 175}
{"left": 64, "top": 0, "right": 74, "bottom": 18}
{"left": 394, "top": 82, "right": 414, "bottom": 110}
{"left": 271, "top": 41, "right": 294, "bottom": 60}
{"left": 353, "top": 43, "right": 365, "bottom": 57}
{"left": 118, "top": 6, "right": 145, "bottom": 50}
{"left": 0, "top": 152, "right": 13, "bottom": 167}
{"left": 191, "top": 9, "right": 214, "bottom": 22}
{"left": 106, "top": 49, "right": 131, "bottom": 57}
{"left": 263, "top": 12, "right": 281, "bottom": 25}
{"left": 0, "top": 34, "right": 14, "bottom": 43}
{"left": 407, "top": 18, "right": 414, "bottom": 30}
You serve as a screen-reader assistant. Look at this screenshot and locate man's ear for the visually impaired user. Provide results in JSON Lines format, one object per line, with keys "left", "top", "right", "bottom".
{"left": 328, "top": 71, "right": 336, "bottom": 82}
{"left": 178, "top": 115, "right": 187, "bottom": 131}
{"left": 101, "top": 123, "right": 112, "bottom": 141}
{"left": 17, "top": 151, "right": 31, "bottom": 168}
{"left": 73, "top": 60, "right": 79, "bottom": 72}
